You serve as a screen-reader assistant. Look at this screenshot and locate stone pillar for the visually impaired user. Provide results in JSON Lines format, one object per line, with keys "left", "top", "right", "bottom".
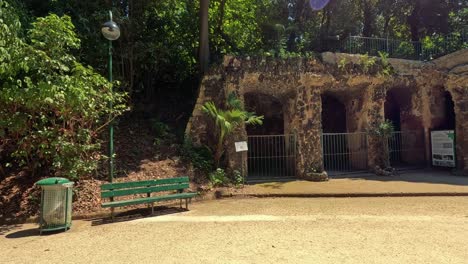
{"left": 225, "top": 125, "right": 248, "bottom": 175}
{"left": 366, "top": 85, "right": 386, "bottom": 169}
{"left": 295, "top": 86, "right": 323, "bottom": 177}
{"left": 345, "top": 94, "right": 367, "bottom": 170}
{"left": 424, "top": 127, "right": 431, "bottom": 167}
{"left": 454, "top": 98, "right": 467, "bottom": 172}
{"left": 185, "top": 74, "right": 225, "bottom": 146}
{"left": 224, "top": 83, "right": 247, "bottom": 176}
{"left": 447, "top": 76, "right": 468, "bottom": 173}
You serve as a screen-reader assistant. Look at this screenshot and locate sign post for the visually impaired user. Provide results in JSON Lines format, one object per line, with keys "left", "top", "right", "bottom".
{"left": 431, "top": 130, "right": 456, "bottom": 168}
{"left": 235, "top": 141, "right": 248, "bottom": 185}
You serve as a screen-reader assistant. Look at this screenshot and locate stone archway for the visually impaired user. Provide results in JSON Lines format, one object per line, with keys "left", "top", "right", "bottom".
{"left": 384, "top": 91, "right": 402, "bottom": 131}
{"left": 244, "top": 93, "right": 284, "bottom": 135}
{"left": 321, "top": 93, "right": 347, "bottom": 133}
{"left": 321, "top": 92, "right": 368, "bottom": 173}
{"left": 243, "top": 92, "right": 296, "bottom": 180}
{"left": 429, "top": 87, "right": 459, "bottom": 170}
{"left": 384, "top": 86, "right": 426, "bottom": 167}
{"left": 432, "top": 91, "right": 456, "bottom": 131}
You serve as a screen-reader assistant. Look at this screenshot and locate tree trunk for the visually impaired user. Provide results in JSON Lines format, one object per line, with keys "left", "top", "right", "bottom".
{"left": 199, "top": 0, "right": 210, "bottom": 74}
{"left": 214, "top": 135, "right": 224, "bottom": 169}
{"left": 362, "top": 0, "right": 374, "bottom": 37}
{"left": 408, "top": 1, "right": 420, "bottom": 41}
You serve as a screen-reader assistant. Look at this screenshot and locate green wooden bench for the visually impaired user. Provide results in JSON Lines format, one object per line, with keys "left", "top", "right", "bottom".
{"left": 100, "top": 176, "right": 197, "bottom": 219}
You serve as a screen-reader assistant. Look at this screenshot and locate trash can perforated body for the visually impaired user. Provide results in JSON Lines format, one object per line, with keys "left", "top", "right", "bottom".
{"left": 36, "top": 178, "right": 73, "bottom": 234}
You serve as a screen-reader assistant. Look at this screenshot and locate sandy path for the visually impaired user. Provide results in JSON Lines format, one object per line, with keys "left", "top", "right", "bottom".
{"left": 2, "top": 197, "right": 468, "bottom": 264}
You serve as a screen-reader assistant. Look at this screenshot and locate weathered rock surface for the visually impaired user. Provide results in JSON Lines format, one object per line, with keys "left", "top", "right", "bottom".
{"left": 187, "top": 50, "right": 468, "bottom": 177}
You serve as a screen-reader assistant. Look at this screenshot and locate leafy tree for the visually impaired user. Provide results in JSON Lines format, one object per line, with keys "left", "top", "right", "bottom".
{"left": 0, "top": 1, "right": 127, "bottom": 179}
{"left": 209, "top": 0, "right": 270, "bottom": 57}
{"left": 202, "top": 92, "right": 263, "bottom": 167}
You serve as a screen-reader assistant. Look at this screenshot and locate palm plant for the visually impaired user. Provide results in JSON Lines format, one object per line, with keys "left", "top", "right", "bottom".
{"left": 202, "top": 92, "right": 263, "bottom": 167}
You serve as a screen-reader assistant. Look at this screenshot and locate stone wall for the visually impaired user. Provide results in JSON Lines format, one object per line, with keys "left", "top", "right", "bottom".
{"left": 186, "top": 49, "right": 468, "bottom": 176}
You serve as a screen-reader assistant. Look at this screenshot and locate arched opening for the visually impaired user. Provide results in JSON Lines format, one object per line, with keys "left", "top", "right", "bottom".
{"left": 244, "top": 93, "right": 295, "bottom": 180}
{"left": 321, "top": 93, "right": 366, "bottom": 173}
{"left": 384, "top": 87, "right": 425, "bottom": 167}
{"left": 321, "top": 94, "right": 347, "bottom": 133}
{"left": 431, "top": 91, "right": 457, "bottom": 169}
{"left": 435, "top": 91, "right": 456, "bottom": 130}
{"left": 384, "top": 91, "right": 401, "bottom": 131}
{"left": 244, "top": 93, "right": 284, "bottom": 135}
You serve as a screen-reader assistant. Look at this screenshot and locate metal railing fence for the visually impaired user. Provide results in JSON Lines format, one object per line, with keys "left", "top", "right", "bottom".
{"left": 344, "top": 30, "right": 467, "bottom": 61}
{"left": 322, "top": 132, "right": 368, "bottom": 174}
{"left": 247, "top": 134, "right": 297, "bottom": 180}
{"left": 388, "top": 130, "right": 426, "bottom": 167}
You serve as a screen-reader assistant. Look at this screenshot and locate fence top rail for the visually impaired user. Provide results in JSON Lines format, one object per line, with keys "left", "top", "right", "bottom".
{"left": 348, "top": 35, "right": 420, "bottom": 44}
{"left": 247, "top": 134, "right": 296, "bottom": 138}
{"left": 391, "top": 130, "right": 423, "bottom": 134}
{"left": 321, "top": 130, "right": 424, "bottom": 136}
{"left": 322, "top": 132, "right": 368, "bottom": 135}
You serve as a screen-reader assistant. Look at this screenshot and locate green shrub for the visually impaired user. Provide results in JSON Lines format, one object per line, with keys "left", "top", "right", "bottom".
{"left": 0, "top": 4, "right": 127, "bottom": 179}
{"left": 378, "top": 51, "right": 393, "bottom": 76}
{"left": 359, "top": 53, "right": 376, "bottom": 74}
{"left": 150, "top": 120, "right": 174, "bottom": 147}
{"left": 209, "top": 168, "right": 228, "bottom": 187}
{"left": 180, "top": 138, "right": 214, "bottom": 174}
{"left": 150, "top": 119, "right": 170, "bottom": 139}
{"left": 338, "top": 57, "right": 348, "bottom": 73}
{"left": 232, "top": 170, "right": 244, "bottom": 187}
{"left": 395, "top": 41, "right": 415, "bottom": 59}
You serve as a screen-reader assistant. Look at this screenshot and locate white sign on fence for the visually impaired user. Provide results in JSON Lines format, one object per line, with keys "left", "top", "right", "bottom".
{"left": 431, "top": 130, "right": 456, "bottom": 168}
{"left": 235, "top": 141, "right": 248, "bottom": 152}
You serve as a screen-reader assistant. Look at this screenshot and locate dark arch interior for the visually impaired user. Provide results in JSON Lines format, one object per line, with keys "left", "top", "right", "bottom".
{"left": 321, "top": 93, "right": 351, "bottom": 172}
{"left": 384, "top": 91, "right": 401, "bottom": 131}
{"left": 321, "top": 94, "right": 347, "bottom": 133}
{"left": 438, "top": 91, "right": 456, "bottom": 130}
{"left": 244, "top": 93, "right": 295, "bottom": 180}
{"left": 244, "top": 93, "right": 284, "bottom": 135}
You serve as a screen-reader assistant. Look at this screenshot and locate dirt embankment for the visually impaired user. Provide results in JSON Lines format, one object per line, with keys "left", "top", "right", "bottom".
{"left": 0, "top": 117, "right": 205, "bottom": 222}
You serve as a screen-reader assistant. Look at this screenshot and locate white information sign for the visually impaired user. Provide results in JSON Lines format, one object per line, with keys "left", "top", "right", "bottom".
{"left": 235, "top": 141, "right": 248, "bottom": 152}
{"left": 431, "top": 130, "right": 455, "bottom": 168}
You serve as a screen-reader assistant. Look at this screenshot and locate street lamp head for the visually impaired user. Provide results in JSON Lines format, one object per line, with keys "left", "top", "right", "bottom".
{"left": 101, "top": 20, "right": 120, "bottom": 41}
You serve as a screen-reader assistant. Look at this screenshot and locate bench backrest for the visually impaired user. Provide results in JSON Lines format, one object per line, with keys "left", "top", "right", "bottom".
{"left": 101, "top": 176, "right": 190, "bottom": 199}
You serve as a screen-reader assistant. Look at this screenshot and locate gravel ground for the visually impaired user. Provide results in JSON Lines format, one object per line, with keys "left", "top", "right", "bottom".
{"left": 2, "top": 197, "right": 468, "bottom": 264}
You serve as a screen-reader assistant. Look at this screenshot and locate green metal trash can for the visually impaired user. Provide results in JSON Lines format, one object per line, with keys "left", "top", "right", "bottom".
{"left": 36, "top": 177, "right": 74, "bottom": 234}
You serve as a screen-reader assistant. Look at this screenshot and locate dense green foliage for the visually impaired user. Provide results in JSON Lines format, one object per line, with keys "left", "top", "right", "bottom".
{"left": 1, "top": 0, "right": 466, "bottom": 179}
{"left": 0, "top": 1, "right": 127, "bottom": 179}
{"left": 11, "top": 1, "right": 466, "bottom": 114}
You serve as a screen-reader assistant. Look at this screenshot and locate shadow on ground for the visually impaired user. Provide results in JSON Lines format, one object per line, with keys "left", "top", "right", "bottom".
{"left": 5, "top": 228, "right": 41, "bottom": 239}
{"left": 90, "top": 206, "right": 188, "bottom": 226}
{"left": 0, "top": 224, "right": 22, "bottom": 236}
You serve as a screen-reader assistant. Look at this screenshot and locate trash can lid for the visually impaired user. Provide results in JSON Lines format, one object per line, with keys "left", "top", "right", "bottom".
{"left": 36, "top": 177, "right": 72, "bottom": 186}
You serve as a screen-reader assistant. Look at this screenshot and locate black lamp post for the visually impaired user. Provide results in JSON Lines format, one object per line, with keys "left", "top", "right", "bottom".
{"left": 101, "top": 11, "right": 120, "bottom": 183}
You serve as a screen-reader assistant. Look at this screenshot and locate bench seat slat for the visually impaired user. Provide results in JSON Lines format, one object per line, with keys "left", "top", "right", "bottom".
{"left": 101, "top": 183, "right": 189, "bottom": 198}
{"left": 100, "top": 176, "right": 189, "bottom": 190}
{"left": 101, "top": 192, "right": 197, "bottom": 208}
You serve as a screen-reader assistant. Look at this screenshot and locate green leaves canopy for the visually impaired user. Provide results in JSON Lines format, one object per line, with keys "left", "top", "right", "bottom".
{"left": 0, "top": 1, "right": 127, "bottom": 179}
